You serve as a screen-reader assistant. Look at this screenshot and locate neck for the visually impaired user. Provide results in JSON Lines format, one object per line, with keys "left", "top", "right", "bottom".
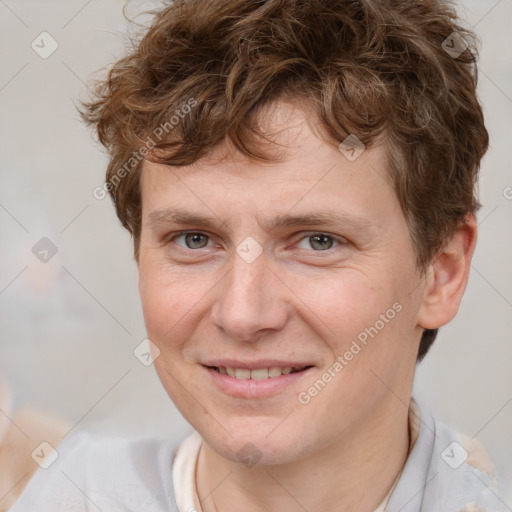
{"left": 196, "top": 397, "right": 411, "bottom": 512}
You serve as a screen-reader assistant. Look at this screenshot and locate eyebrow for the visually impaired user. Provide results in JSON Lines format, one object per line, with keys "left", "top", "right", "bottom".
{"left": 147, "top": 208, "right": 374, "bottom": 234}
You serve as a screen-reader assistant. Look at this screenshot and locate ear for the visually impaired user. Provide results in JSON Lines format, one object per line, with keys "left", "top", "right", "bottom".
{"left": 417, "top": 214, "right": 477, "bottom": 330}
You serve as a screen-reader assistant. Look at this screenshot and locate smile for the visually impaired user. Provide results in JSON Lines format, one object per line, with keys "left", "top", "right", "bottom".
{"left": 203, "top": 363, "right": 315, "bottom": 398}
{"left": 209, "top": 366, "right": 311, "bottom": 380}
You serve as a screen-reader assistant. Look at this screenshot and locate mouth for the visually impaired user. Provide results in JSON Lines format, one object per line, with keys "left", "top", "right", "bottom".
{"left": 206, "top": 365, "right": 314, "bottom": 380}
{"left": 202, "top": 362, "right": 315, "bottom": 398}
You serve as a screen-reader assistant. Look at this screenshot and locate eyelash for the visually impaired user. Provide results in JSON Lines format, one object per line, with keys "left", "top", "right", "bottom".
{"left": 167, "top": 231, "right": 348, "bottom": 253}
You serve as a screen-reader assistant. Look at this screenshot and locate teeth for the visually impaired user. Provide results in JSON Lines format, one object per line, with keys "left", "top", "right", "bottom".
{"left": 268, "top": 367, "right": 282, "bottom": 378}
{"left": 215, "top": 366, "right": 305, "bottom": 380}
{"left": 250, "top": 368, "right": 269, "bottom": 380}
{"left": 235, "top": 368, "right": 251, "bottom": 380}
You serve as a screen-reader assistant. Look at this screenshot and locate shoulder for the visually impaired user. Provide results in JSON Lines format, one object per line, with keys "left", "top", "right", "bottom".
{"left": 10, "top": 430, "right": 182, "bottom": 512}
{"left": 0, "top": 407, "right": 70, "bottom": 510}
{"left": 427, "top": 417, "right": 504, "bottom": 511}
{"left": 419, "top": 403, "right": 505, "bottom": 512}
{"left": 388, "top": 398, "right": 506, "bottom": 512}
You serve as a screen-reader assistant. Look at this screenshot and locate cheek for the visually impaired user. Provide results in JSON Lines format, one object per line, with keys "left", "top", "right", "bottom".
{"left": 298, "top": 268, "right": 414, "bottom": 378}
{"left": 138, "top": 256, "right": 215, "bottom": 354}
{"left": 138, "top": 258, "right": 188, "bottom": 340}
{"left": 297, "top": 270, "right": 388, "bottom": 341}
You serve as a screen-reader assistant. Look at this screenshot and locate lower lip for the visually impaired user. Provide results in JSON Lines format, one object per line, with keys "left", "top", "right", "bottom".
{"left": 203, "top": 366, "right": 314, "bottom": 398}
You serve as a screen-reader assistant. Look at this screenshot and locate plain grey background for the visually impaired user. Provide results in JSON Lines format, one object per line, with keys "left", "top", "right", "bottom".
{"left": 1, "top": 0, "right": 511, "bottom": 500}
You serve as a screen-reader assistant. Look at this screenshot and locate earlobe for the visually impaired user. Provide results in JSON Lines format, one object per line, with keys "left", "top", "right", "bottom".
{"left": 417, "top": 215, "right": 477, "bottom": 330}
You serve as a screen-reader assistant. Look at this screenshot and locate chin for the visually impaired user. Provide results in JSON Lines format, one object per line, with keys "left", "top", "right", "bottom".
{"left": 196, "top": 416, "right": 314, "bottom": 467}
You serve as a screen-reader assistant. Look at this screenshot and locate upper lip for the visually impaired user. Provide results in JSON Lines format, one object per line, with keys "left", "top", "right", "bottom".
{"left": 202, "top": 359, "right": 315, "bottom": 370}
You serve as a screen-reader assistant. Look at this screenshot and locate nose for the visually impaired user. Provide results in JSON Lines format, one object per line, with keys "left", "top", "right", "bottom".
{"left": 210, "top": 248, "right": 289, "bottom": 343}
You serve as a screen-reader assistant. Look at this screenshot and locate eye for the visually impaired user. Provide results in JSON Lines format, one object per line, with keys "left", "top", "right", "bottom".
{"left": 167, "top": 231, "right": 348, "bottom": 253}
{"left": 296, "top": 233, "right": 346, "bottom": 251}
{"left": 171, "top": 231, "right": 213, "bottom": 250}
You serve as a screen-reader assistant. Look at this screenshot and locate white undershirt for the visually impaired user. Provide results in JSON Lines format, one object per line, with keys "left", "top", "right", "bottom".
{"left": 173, "top": 400, "right": 420, "bottom": 512}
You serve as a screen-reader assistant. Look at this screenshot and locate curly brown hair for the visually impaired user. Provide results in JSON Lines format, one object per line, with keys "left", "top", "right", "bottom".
{"left": 79, "top": 0, "right": 488, "bottom": 361}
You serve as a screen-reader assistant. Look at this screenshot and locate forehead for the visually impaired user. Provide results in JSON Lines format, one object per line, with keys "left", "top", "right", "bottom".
{"left": 140, "top": 100, "right": 400, "bottom": 231}
{"left": 145, "top": 98, "right": 384, "bottom": 176}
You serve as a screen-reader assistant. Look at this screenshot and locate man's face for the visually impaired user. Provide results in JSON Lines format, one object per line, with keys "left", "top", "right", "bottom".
{"left": 138, "top": 101, "right": 426, "bottom": 465}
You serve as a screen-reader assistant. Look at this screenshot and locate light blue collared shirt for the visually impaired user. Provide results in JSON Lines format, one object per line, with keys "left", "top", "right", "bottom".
{"left": 9, "top": 396, "right": 508, "bottom": 511}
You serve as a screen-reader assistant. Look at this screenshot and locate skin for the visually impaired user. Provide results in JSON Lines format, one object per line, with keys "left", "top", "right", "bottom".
{"left": 137, "top": 100, "right": 477, "bottom": 512}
